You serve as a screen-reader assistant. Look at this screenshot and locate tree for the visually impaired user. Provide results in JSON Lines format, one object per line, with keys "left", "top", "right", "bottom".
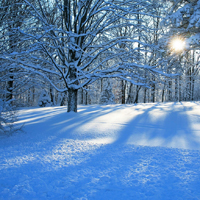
{"left": 0, "top": 0, "right": 172, "bottom": 112}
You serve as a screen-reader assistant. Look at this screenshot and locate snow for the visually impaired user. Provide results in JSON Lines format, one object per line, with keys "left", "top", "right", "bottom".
{"left": 1, "top": 102, "right": 200, "bottom": 199}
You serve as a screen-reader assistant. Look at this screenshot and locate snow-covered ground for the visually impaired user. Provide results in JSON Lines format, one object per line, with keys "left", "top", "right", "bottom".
{"left": 1, "top": 102, "right": 200, "bottom": 200}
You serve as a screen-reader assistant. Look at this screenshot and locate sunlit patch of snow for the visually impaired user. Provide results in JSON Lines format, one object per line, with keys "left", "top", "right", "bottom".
{"left": 148, "top": 108, "right": 167, "bottom": 123}
{"left": 85, "top": 137, "right": 116, "bottom": 144}
{"left": 0, "top": 154, "right": 37, "bottom": 170}
{"left": 127, "top": 134, "right": 165, "bottom": 147}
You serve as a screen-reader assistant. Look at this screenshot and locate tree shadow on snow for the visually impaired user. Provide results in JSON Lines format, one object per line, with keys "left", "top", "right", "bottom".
{"left": 113, "top": 102, "right": 200, "bottom": 150}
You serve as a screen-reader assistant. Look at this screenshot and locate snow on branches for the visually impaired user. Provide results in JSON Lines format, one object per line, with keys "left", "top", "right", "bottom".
{"left": 164, "top": 0, "right": 200, "bottom": 48}
{"left": 0, "top": 0, "right": 170, "bottom": 112}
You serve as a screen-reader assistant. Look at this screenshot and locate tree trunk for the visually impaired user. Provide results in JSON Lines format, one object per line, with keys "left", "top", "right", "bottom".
{"left": 190, "top": 72, "right": 194, "bottom": 101}
{"left": 67, "top": 88, "right": 78, "bottom": 112}
{"left": 7, "top": 72, "right": 13, "bottom": 101}
{"left": 121, "top": 80, "right": 126, "bottom": 104}
{"left": 144, "top": 87, "right": 147, "bottom": 103}
{"left": 60, "top": 92, "right": 67, "bottom": 106}
{"left": 162, "top": 88, "right": 165, "bottom": 102}
{"left": 151, "top": 84, "right": 155, "bottom": 103}
{"left": 80, "top": 88, "right": 84, "bottom": 104}
{"left": 134, "top": 85, "right": 141, "bottom": 104}
{"left": 161, "top": 81, "right": 166, "bottom": 102}
{"left": 191, "top": 77, "right": 194, "bottom": 101}
{"left": 186, "top": 68, "right": 191, "bottom": 101}
{"left": 126, "top": 83, "right": 134, "bottom": 104}
{"left": 175, "top": 77, "right": 178, "bottom": 102}
{"left": 191, "top": 51, "right": 195, "bottom": 101}
{"left": 179, "top": 76, "right": 182, "bottom": 102}
{"left": 50, "top": 85, "right": 54, "bottom": 105}
{"left": 85, "top": 90, "right": 88, "bottom": 105}
{"left": 168, "top": 79, "right": 172, "bottom": 102}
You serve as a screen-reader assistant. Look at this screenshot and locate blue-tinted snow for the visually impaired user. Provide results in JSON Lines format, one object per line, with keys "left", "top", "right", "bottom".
{"left": 0, "top": 102, "right": 200, "bottom": 199}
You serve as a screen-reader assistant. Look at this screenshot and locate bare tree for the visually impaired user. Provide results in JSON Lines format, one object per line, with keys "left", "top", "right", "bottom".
{"left": 1, "top": 0, "right": 170, "bottom": 112}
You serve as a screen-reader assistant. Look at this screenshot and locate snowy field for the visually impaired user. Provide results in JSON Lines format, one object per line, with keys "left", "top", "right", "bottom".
{"left": 1, "top": 102, "right": 200, "bottom": 200}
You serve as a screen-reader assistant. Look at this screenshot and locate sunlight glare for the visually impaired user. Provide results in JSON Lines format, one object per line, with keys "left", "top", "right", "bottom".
{"left": 171, "top": 38, "right": 185, "bottom": 52}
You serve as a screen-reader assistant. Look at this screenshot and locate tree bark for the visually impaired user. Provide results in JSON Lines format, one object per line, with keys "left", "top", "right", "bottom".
{"left": 7, "top": 71, "right": 13, "bottom": 101}
{"left": 121, "top": 80, "right": 126, "bottom": 104}
{"left": 67, "top": 88, "right": 78, "bottom": 112}
{"left": 80, "top": 88, "right": 84, "bottom": 104}
{"left": 60, "top": 92, "right": 67, "bottom": 106}
{"left": 175, "top": 77, "right": 178, "bottom": 102}
{"left": 179, "top": 76, "right": 182, "bottom": 102}
{"left": 168, "top": 79, "right": 172, "bottom": 102}
{"left": 151, "top": 80, "right": 155, "bottom": 103}
{"left": 126, "top": 83, "right": 134, "bottom": 104}
{"left": 162, "top": 88, "right": 165, "bottom": 102}
{"left": 134, "top": 85, "right": 141, "bottom": 104}
{"left": 50, "top": 86, "right": 54, "bottom": 105}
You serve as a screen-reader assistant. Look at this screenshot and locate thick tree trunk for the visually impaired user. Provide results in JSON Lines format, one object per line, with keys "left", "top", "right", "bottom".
{"left": 67, "top": 88, "right": 78, "bottom": 112}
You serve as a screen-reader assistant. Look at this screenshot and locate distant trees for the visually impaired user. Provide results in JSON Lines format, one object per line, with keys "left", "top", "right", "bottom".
{"left": 0, "top": 0, "right": 39, "bottom": 105}
{"left": 99, "top": 81, "right": 115, "bottom": 105}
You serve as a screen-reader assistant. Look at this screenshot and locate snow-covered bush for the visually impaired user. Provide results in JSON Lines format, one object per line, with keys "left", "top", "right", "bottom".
{"left": 0, "top": 99, "right": 18, "bottom": 135}
{"left": 38, "top": 90, "right": 52, "bottom": 107}
{"left": 99, "top": 81, "right": 115, "bottom": 105}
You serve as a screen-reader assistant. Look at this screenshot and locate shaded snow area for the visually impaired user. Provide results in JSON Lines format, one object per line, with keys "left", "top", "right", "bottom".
{"left": 1, "top": 102, "right": 200, "bottom": 200}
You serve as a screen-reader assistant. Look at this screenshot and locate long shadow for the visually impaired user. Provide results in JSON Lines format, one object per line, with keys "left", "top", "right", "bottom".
{"left": 8, "top": 102, "right": 200, "bottom": 151}
{"left": 12, "top": 102, "right": 200, "bottom": 157}
{"left": 153, "top": 103, "right": 197, "bottom": 149}
{"left": 112, "top": 102, "right": 200, "bottom": 150}
{"left": 111, "top": 103, "right": 164, "bottom": 145}
{"left": 9, "top": 104, "right": 126, "bottom": 152}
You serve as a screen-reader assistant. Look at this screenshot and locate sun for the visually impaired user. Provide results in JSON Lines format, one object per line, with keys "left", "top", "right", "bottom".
{"left": 170, "top": 38, "right": 185, "bottom": 52}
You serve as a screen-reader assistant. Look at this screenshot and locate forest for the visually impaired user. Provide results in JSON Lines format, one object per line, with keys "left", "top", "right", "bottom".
{"left": 0, "top": 0, "right": 200, "bottom": 113}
